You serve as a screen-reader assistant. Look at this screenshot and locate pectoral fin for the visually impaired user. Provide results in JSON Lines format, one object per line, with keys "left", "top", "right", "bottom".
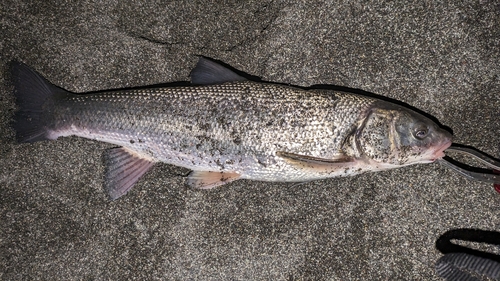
{"left": 187, "top": 171, "right": 241, "bottom": 189}
{"left": 276, "top": 151, "right": 355, "bottom": 172}
{"left": 103, "top": 147, "right": 156, "bottom": 200}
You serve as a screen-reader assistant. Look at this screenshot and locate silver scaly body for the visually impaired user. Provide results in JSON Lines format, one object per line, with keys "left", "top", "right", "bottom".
{"left": 52, "top": 82, "right": 374, "bottom": 181}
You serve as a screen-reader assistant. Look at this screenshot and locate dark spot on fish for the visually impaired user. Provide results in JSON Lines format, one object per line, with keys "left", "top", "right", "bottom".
{"left": 196, "top": 143, "right": 202, "bottom": 149}
{"left": 226, "top": 159, "right": 234, "bottom": 165}
{"left": 230, "top": 129, "right": 241, "bottom": 145}
{"left": 145, "top": 149, "right": 154, "bottom": 158}
{"left": 215, "top": 159, "right": 225, "bottom": 169}
{"left": 195, "top": 135, "right": 210, "bottom": 142}
{"left": 130, "top": 140, "right": 135, "bottom": 144}
{"left": 266, "top": 120, "right": 273, "bottom": 127}
{"left": 185, "top": 125, "right": 192, "bottom": 130}
{"left": 216, "top": 116, "right": 226, "bottom": 126}
{"left": 138, "top": 139, "right": 144, "bottom": 143}
{"left": 257, "top": 159, "right": 267, "bottom": 167}
{"left": 220, "top": 172, "right": 231, "bottom": 182}
{"left": 199, "top": 123, "right": 211, "bottom": 131}
{"left": 278, "top": 118, "right": 285, "bottom": 127}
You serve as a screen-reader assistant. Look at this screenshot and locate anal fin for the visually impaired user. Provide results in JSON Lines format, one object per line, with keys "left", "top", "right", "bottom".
{"left": 103, "top": 147, "right": 156, "bottom": 200}
{"left": 187, "top": 171, "right": 241, "bottom": 189}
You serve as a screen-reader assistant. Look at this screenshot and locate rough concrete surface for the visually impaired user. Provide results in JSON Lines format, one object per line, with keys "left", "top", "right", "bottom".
{"left": 1, "top": 1, "right": 499, "bottom": 280}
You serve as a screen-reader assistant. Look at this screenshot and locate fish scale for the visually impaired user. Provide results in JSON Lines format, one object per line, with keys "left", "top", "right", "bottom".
{"left": 52, "top": 81, "right": 374, "bottom": 178}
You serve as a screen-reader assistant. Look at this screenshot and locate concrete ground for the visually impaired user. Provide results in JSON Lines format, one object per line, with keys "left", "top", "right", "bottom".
{"left": 1, "top": 1, "right": 499, "bottom": 280}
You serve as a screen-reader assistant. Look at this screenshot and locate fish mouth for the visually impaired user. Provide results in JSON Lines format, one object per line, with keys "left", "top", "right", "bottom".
{"left": 431, "top": 140, "right": 453, "bottom": 161}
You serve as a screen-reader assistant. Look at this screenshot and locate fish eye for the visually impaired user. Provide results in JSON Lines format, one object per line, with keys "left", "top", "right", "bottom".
{"left": 413, "top": 128, "right": 428, "bottom": 140}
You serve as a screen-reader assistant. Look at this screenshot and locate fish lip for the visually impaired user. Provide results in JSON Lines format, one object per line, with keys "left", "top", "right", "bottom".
{"left": 431, "top": 139, "right": 453, "bottom": 161}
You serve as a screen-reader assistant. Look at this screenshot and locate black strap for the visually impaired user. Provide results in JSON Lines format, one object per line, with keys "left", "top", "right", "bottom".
{"left": 435, "top": 229, "right": 500, "bottom": 280}
{"left": 436, "top": 253, "right": 500, "bottom": 281}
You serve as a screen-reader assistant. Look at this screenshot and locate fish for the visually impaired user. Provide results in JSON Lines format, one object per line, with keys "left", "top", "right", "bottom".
{"left": 10, "top": 58, "right": 453, "bottom": 199}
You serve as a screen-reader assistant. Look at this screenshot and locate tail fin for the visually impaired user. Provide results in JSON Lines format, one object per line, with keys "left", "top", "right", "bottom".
{"left": 11, "top": 62, "right": 69, "bottom": 143}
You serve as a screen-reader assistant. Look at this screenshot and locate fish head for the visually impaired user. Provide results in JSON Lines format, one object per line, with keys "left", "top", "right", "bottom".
{"left": 358, "top": 103, "right": 452, "bottom": 167}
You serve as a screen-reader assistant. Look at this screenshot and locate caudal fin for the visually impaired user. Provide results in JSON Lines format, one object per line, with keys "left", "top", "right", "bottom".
{"left": 11, "top": 62, "right": 69, "bottom": 143}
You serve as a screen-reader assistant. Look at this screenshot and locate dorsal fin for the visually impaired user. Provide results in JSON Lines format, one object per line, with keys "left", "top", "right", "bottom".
{"left": 190, "top": 57, "right": 247, "bottom": 85}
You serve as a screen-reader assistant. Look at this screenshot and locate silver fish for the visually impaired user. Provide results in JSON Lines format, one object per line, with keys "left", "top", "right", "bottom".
{"left": 11, "top": 58, "right": 452, "bottom": 199}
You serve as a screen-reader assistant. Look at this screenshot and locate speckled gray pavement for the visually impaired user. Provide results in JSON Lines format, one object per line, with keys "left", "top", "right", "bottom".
{"left": 1, "top": 1, "right": 499, "bottom": 280}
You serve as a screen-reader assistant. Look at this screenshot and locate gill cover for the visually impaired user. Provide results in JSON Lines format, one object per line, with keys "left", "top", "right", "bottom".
{"left": 357, "top": 107, "right": 398, "bottom": 164}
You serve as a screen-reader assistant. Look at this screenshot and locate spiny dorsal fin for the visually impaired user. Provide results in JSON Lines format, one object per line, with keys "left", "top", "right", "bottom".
{"left": 190, "top": 57, "right": 247, "bottom": 85}
{"left": 103, "top": 147, "right": 156, "bottom": 200}
{"left": 187, "top": 170, "right": 241, "bottom": 189}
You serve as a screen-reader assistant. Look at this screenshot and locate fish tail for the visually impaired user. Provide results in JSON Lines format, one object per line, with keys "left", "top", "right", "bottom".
{"left": 11, "top": 62, "right": 70, "bottom": 143}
